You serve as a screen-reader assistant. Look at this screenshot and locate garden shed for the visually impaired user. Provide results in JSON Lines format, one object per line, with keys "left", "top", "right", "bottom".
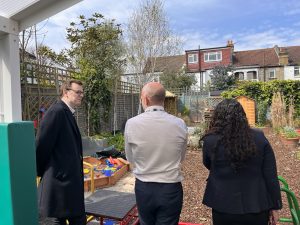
{"left": 165, "top": 90, "right": 177, "bottom": 115}
{"left": 236, "top": 96, "right": 256, "bottom": 126}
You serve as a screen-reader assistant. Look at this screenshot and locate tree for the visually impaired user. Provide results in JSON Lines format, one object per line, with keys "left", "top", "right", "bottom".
{"left": 209, "top": 65, "right": 236, "bottom": 90}
{"left": 126, "top": 0, "right": 182, "bottom": 86}
{"left": 160, "top": 67, "right": 196, "bottom": 89}
{"left": 66, "top": 13, "right": 126, "bottom": 135}
{"left": 33, "top": 45, "right": 72, "bottom": 68}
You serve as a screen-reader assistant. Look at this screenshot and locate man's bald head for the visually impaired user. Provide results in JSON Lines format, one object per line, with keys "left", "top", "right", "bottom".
{"left": 141, "top": 82, "right": 165, "bottom": 109}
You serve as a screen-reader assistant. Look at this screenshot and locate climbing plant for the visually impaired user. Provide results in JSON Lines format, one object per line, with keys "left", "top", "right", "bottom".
{"left": 222, "top": 80, "right": 300, "bottom": 116}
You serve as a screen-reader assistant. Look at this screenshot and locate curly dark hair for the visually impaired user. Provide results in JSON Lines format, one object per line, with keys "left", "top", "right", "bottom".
{"left": 202, "top": 99, "right": 257, "bottom": 171}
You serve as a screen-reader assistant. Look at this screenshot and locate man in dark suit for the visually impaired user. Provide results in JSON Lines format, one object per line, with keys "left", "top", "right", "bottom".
{"left": 36, "top": 79, "right": 85, "bottom": 225}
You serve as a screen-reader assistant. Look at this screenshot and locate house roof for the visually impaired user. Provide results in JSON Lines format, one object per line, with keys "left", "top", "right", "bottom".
{"left": 233, "top": 48, "right": 279, "bottom": 67}
{"left": 286, "top": 46, "right": 300, "bottom": 65}
{"left": 145, "top": 55, "right": 186, "bottom": 73}
{"left": 143, "top": 45, "right": 300, "bottom": 74}
{"left": 233, "top": 46, "right": 300, "bottom": 68}
{"left": 186, "top": 45, "right": 230, "bottom": 52}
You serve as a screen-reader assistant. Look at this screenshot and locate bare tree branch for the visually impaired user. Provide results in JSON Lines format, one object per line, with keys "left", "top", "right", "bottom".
{"left": 126, "top": 0, "right": 183, "bottom": 86}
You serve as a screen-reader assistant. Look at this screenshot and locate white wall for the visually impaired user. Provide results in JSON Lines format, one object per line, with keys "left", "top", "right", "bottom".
{"left": 190, "top": 70, "right": 212, "bottom": 89}
{"left": 204, "top": 70, "right": 212, "bottom": 84}
{"left": 284, "top": 66, "right": 300, "bottom": 80}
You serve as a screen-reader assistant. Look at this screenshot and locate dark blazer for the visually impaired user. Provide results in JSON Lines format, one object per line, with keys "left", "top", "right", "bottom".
{"left": 202, "top": 128, "right": 282, "bottom": 214}
{"left": 36, "top": 100, "right": 84, "bottom": 218}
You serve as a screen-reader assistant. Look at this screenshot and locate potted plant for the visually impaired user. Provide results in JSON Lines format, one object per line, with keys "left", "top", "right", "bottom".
{"left": 280, "top": 126, "right": 300, "bottom": 148}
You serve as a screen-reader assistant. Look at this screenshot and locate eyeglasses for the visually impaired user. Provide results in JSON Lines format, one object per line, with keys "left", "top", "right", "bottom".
{"left": 67, "top": 89, "right": 84, "bottom": 95}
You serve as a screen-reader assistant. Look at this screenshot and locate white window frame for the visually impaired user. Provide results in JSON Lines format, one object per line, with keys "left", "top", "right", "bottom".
{"left": 268, "top": 69, "right": 276, "bottom": 79}
{"left": 294, "top": 66, "right": 300, "bottom": 77}
{"left": 188, "top": 54, "right": 198, "bottom": 64}
{"left": 204, "top": 51, "right": 222, "bottom": 62}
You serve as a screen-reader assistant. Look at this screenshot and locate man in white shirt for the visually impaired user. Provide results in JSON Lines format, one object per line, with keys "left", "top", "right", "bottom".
{"left": 125, "top": 82, "right": 188, "bottom": 225}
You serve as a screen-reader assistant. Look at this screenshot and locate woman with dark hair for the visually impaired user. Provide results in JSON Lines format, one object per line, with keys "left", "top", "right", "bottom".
{"left": 201, "top": 99, "right": 282, "bottom": 225}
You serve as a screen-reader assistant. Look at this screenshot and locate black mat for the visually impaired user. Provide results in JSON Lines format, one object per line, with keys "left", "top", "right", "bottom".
{"left": 85, "top": 190, "right": 136, "bottom": 220}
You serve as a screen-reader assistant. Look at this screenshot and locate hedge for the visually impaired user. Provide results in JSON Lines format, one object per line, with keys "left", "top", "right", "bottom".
{"left": 222, "top": 80, "right": 300, "bottom": 116}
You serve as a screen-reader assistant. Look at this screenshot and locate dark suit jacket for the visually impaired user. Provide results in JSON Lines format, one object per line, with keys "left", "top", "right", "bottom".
{"left": 36, "top": 100, "right": 84, "bottom": 218}
{"left": 202, "top": 128, "right": 282, "bottom": 214}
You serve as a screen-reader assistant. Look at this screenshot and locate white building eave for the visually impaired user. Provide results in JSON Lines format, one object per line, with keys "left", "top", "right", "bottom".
{"left": 0, "top": 0, "right": 83, "bottom": 122}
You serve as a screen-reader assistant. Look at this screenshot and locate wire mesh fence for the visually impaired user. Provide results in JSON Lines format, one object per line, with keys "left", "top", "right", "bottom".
{"left": 166, "top": 87, "right": 222, "bottom": 123}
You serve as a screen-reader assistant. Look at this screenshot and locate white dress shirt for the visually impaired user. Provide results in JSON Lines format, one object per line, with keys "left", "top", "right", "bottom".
{"left": 125, "top": 105, "right": 188, "bottom": 183}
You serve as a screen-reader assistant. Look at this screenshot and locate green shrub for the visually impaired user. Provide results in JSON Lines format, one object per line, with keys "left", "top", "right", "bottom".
{"left": 193, "top": 122, "right": 208, "bottom": 138}
{"left": 222, "top": 80, "right": 300, "bottom": 116}
{"left": 282, "top": 126, "right": 299, "bottom": 138}
{"left": 181, "top": 106, "right": 190, "bottom": 116}
{"left": 107, "top": 133, "right": 125, "bottom": 151}
{"left": 91, "top": 132, "right": 125, "bottom": 151}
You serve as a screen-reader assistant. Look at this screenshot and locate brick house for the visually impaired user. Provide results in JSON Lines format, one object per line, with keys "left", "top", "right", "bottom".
{"left": 185, "top": 41, "right": 300, "bottom": 87}
{"left": 233, "top": 45, "right": 300, "bottom": 82}
{"left": 122, "top": 41, "right": 300, "bottom": 87}
{"left": 185, "top": 40, "right": 234, "bottom": 87}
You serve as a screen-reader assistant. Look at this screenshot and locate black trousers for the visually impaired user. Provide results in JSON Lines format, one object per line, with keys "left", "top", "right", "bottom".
{"left": 135, "top": 179, "right": 183, "bottom": 225}
{"left": 212, "top": 209, "right": 269, "bottom": 225}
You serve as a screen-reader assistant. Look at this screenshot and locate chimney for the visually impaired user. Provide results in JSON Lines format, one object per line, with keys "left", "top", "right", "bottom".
{"left": 274, "top": 45, "right": 280, "bottom": 55}
{"left": 278, "top": 47, "right": 289, "bottom": 66}
{"left": 227, "top": 40, "right": 234, "bottom": 48}
{"left": 227, "top": 40, "right": 234, "bottom": 64}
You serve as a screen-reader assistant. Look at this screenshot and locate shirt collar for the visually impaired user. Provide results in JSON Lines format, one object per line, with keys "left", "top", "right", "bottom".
{"left": 61, "top": 99, "right": 76, "bottom": 114}
{"left": 145, "top": 105, "right": 164, "bottom": 112}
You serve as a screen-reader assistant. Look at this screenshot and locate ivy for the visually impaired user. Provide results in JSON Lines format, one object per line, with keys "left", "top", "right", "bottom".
{"left": 222, "top": 80, "right": 300, "bottom": 116}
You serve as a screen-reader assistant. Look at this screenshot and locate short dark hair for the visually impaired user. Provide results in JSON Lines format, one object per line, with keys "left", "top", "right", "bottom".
{"left": 59, "top": 79, "right": 83, "bottom": 97}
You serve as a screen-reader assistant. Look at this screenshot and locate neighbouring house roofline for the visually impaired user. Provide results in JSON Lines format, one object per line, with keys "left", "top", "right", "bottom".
{"left": 143, "top": 54, "right": 186, "bottom": 73}
{"left": 185, "top": 46, "right": 231, "bottom": 53}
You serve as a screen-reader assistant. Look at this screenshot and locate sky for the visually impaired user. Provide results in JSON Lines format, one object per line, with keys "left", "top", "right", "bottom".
{"left": 34, "top": 0, "right": 300, "bottom": 54}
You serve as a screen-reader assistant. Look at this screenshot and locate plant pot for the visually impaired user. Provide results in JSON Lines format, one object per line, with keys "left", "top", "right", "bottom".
{"left": 256, "top": 126, "right": 270, "bottom": 133}
{"left": 295, "top": 129, "right": 300, "bottom": 135}
{"left": 280, "top": 137, "right": 300, "bottom": 148}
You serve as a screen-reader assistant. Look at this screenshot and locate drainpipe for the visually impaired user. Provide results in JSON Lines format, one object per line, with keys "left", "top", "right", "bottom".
{"left": 198, "top": 45, "right": 201, "bottom": 88}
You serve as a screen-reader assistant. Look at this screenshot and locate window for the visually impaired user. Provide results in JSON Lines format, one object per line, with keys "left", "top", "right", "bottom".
{"left": 295, "top": 66, "right": 300, "bottom": 77}
{"left": 188, "top": 54, "right": 198, "bottom": 63}
{"left": 269, "top": 69, "right": 276, "bottom": 79}
{"left": 235, "top": 72, "right": 244, "bottom": 80}
{"left": 247, "top": 71, "right": 258, "bottom": 81}
{"left": 204, "top": 51, "right": 222, "bottom": 62}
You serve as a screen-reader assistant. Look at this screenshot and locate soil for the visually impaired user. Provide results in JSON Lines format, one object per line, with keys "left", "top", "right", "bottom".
{"left": 180, "top": 127, "right": 300, "bottom": 225}
{"left": 103, "top": 127, "right": 300, "bottom": 225}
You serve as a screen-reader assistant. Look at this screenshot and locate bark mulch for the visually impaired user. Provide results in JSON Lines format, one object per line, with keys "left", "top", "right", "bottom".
{"left": 180, "top": 128, "right": 300, "bottom": 225}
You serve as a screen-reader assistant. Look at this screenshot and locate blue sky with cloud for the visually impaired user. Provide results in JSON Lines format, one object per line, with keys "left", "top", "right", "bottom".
{"left": 36, "top": 0, "right": 300, "bottom": 53}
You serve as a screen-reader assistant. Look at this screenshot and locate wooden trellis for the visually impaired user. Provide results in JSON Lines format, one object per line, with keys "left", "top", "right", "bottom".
{"left": 20, "top": 62, "right": 141, "bottom": 135}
